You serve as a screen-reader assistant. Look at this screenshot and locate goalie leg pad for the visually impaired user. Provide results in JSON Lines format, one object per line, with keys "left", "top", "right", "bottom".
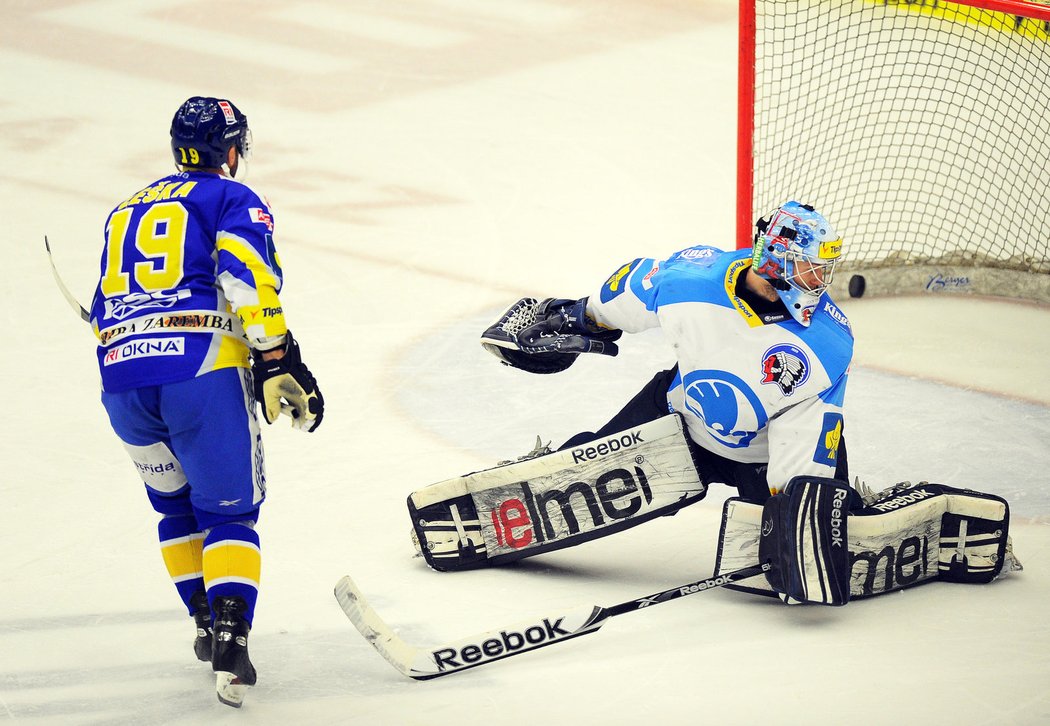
{"left": 759, "top": 477, "right": 852, "bottom": 606}
{"left": 410, "top": 414, "right": 706, "bottom": 571}
{"left": 936, "top": 490, "right": 1011, "bottom": 584}
{"left": 717, "top": 481, "right": 1015, "bottom": 600}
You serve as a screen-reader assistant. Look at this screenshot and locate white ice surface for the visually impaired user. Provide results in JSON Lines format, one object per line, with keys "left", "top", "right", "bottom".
{"left": 1, "top": 1, "right": 1048, "bottom": 724}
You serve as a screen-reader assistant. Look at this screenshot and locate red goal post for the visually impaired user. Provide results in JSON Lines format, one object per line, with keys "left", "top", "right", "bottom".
{"left": 736, "top": 0, "right": 1050, "bottom": 301}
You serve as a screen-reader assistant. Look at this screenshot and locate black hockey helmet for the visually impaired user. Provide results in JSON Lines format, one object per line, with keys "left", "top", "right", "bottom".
{"left": 170, "top": 96, "right": 251, "bottom": 170}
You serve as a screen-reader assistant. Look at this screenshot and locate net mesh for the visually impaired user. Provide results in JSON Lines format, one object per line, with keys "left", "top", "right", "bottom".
{"left": 749, "top": 0, "right": 1050, "bottom": 273}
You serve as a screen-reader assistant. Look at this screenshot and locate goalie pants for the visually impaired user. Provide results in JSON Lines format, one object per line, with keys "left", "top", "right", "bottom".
{"left": 559, "top": 366, "right": 849, "bottom": 503}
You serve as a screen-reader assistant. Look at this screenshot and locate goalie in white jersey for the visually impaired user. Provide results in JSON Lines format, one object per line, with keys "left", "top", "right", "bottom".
{"left": 435, "top": 200, "right": 1016, "bottom": 602}
{"left": 484, "top": 200, "right": 852, "bottom": 503}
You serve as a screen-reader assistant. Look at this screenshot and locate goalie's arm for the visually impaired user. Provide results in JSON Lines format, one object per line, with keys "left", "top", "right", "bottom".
{"left": 585, "top": 257, "right": 663, "bottom": 334}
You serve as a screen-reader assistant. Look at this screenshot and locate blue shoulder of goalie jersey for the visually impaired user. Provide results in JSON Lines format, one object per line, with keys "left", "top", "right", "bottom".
{"left": 597, "top": 245, "right": 732, "bottom": 307}
{"left": 808, "top": 296, "right": 855, "bottom": 389}
{"left": 643, "top": 246, "right": 749, "bottom": 310}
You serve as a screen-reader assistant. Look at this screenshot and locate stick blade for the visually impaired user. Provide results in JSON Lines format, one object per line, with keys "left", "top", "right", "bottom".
{"left": 335, "top": 575, "right": 609, "bottom": 680}
{"left": 334, "top": 575, "right": 426, "bottom": 679}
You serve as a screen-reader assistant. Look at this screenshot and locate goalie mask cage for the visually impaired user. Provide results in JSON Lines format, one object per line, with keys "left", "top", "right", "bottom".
{"left": 736, "top": 0, "right": 1050, "bottom": 302}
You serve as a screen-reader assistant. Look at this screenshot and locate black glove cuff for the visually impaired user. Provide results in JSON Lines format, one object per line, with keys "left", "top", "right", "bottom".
{"left": 251, "top": 330, "right": 304, "bottom": 382}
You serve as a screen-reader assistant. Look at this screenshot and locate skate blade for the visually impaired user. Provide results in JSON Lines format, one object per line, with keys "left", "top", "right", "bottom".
{"left": 215, "top": 672, "right": 250, "bottom": 708}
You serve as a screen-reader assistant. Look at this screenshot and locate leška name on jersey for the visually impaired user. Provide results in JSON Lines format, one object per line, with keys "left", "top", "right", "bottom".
{"left": 587, "top": 246, "right": 854, "bottom": 489}
{"left": 90, "top": 171, "right": 286, "bottom": 392}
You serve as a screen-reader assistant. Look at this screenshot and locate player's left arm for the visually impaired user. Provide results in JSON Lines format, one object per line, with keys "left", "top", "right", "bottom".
{"left": 585, "top": 257, "right": 662, "bottom": 334}
{"left": 215, "top": 197, "right": 287, "bottom": 351}
{"left": 215, "top": 194, "right": 324, "bottom": 432}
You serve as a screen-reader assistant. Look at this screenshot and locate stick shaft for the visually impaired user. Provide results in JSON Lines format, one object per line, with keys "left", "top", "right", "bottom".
{"left": 335, "top": 562, "right": 769, "bottom": 680}
{"left": 44, "top": 236, "right": 90, "bottom": 323}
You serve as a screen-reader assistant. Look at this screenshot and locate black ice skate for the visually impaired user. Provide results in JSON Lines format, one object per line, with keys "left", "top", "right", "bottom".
{"left": 211, "top": 596, "right": 256, "bottom": 708}
{"left": 190, "top": 591, "right": 212, "bottom": 662}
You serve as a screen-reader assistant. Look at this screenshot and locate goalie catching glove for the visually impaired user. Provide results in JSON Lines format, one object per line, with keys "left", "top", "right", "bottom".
{"left": 251, "top": 330, "right": 325, "bottom": 432}
{"left": 481, "top": 297, "right": 622, "bottom": 374}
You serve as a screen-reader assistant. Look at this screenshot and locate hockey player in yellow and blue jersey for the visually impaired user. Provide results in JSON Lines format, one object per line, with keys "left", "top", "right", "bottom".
{"left": 90, "top": 96, "right": 324, "bottom": 707}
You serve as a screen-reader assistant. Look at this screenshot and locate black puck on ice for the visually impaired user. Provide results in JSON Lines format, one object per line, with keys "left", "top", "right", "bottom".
{"left": 848, "top": 274, "right": 866, "bottom": 298}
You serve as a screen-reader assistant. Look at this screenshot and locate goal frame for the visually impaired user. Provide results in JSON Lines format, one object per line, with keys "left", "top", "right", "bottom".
{"left": 736, "top": 0, "right": 1050, "bottom": 302}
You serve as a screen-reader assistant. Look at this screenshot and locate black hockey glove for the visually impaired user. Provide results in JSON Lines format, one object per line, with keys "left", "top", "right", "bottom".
{"left": 517, "top": 298, "right": 622, "bottom": 356}
{"left": 481, "top": 297, "right": 622, "bottom": 375}
{"left": 251, "top": 330, "right": 325, "bottom": 432}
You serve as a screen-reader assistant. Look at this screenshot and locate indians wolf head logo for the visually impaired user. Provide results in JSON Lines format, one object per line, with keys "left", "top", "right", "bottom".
{"left": 761, "top": 344, "right": 810, "bottom": 395}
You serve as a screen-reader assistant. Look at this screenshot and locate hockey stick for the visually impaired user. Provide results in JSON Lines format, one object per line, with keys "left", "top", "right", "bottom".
{"left": 44, "top": 236, "right": 90, "bottom": 323}
{"left": 334, "top": 561, "right": 770, "bottom": 680}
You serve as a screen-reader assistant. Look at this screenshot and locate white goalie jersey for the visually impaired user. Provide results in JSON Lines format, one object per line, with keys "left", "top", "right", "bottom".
{"left": 586, "top": 246, "right": 854, "bottom": 493}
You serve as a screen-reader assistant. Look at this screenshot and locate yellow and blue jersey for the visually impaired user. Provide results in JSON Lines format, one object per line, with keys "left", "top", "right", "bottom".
{"left": 90, "top": 171, "right": 288, "bottom": 392}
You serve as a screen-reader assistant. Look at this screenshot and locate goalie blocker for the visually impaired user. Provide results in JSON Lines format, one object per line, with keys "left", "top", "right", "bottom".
{"left": 759, "top": 477, "right": 853, "bottom": 606}
{"left": 717, "top": 479, "right": 1019, "bottom": 602}
{"left": 409, "top": 414, "right": 706, "bottom": 571}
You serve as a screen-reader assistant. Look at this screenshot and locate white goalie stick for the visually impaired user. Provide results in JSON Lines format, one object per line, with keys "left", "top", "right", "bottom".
{"left": 44, "top": 236, "right": 90, "bottom": 323}
{"left": 334, "top": 561, "right": 770, "bottom": 680}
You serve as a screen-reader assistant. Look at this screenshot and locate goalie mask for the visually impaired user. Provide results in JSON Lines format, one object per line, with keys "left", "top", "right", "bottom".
{"left": 751, "top": 201, "right": 842, "bottom": 326}
{"left": 170, "top": 96, "right": 252, "bottom": 178}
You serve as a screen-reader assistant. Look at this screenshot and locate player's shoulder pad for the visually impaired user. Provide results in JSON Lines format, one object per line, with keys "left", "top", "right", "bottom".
{"left": 667, "top": 244, "right": 725, "bottom": 268}
{"left": 650, "top": 246, "right": 743, "bottom": 307}
{"left": 814, "top": 295, "right": 853, "bottom": 337}
{"left": 219, "top": 176, "right": 268, "bottom": 205}
{"left": 807, "top": 295, "right": 854, "bottom": 381}
{"left": 664, "top": 246, "right": 742, "bottom": 284}
{"left": 218, "top": 178, "right": 274, "bottom": 231}
{"left": 599, "top": 258, "right": 645, "bottom": 303}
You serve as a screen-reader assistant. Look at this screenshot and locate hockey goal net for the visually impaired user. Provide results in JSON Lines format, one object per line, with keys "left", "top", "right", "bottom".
{"left": 737, "top": 0, "right": 1050, "bottom": 301}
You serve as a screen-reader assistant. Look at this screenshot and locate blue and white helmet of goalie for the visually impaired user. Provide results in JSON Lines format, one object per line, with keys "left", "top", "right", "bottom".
{"left": 751, "top": 200, "right": 843, "bottom": 326}
{"left": 169, "top": 96, "right": 252, "bottom": 176}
